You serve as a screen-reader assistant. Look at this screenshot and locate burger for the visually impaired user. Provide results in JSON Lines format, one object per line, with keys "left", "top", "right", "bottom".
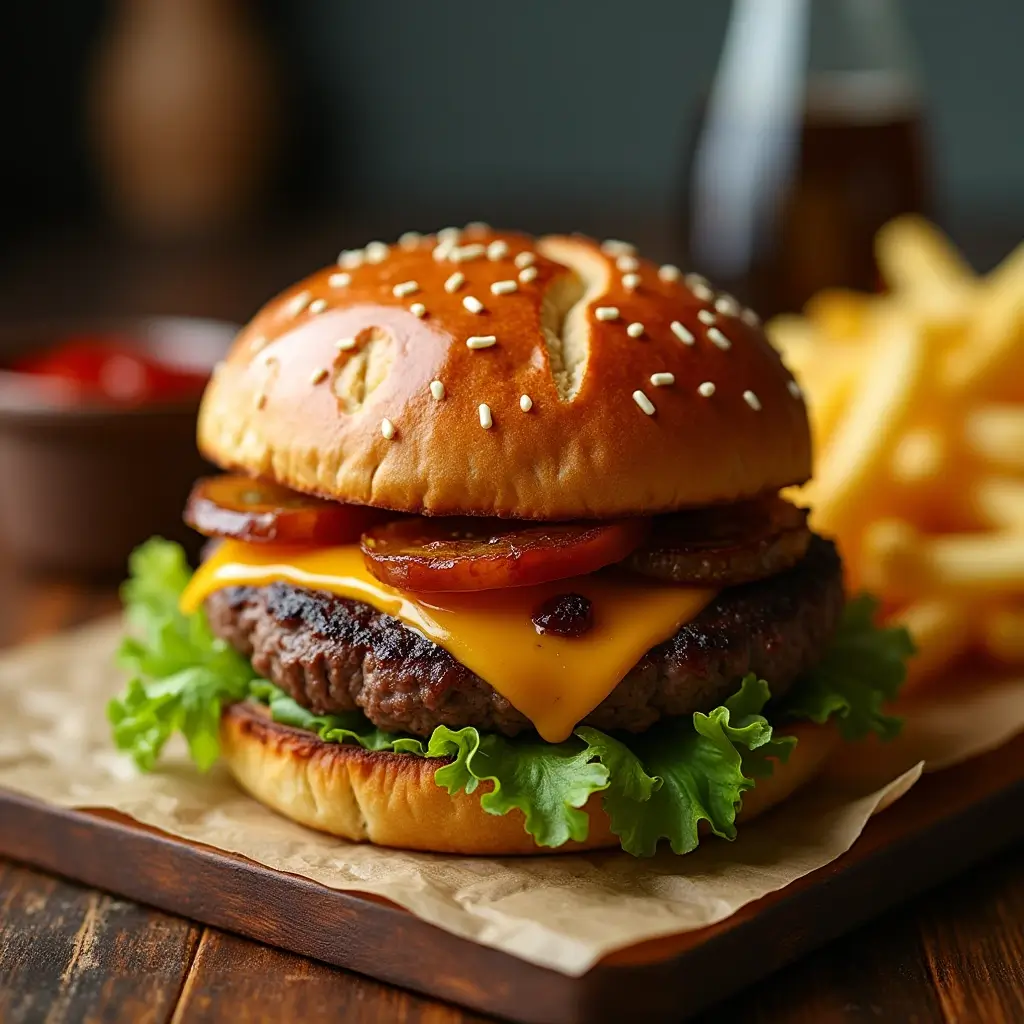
{"left": 109, "top": 226, "right": 913, "bottom": 856}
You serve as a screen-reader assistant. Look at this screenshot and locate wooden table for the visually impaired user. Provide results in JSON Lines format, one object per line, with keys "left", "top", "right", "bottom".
{"left": 1, "top": 570, "right": 1023, "bottom": 1024}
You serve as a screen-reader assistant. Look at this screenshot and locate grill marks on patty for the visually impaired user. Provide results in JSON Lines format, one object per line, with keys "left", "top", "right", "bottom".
{"left": 205, "top": 535, "right": 844, "bottom": 738}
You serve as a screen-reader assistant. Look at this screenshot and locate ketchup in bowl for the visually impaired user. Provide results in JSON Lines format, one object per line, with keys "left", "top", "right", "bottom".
{"left": 12, "top": 334, "right": 210, "bottom": 406}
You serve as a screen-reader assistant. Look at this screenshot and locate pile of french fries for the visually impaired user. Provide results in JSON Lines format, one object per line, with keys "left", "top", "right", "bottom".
{"left": 769, "top": 216, "right": 1024, "bottom": 694}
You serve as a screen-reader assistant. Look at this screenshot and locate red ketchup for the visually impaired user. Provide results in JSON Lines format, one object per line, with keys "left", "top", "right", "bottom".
{"left": 12, "top": 336, "right": 209, "bottom": 406}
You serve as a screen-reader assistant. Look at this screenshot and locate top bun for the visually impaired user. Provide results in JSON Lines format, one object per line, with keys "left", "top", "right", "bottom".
{"left": 197, "top": 227, "right": 810, "bottom": 519}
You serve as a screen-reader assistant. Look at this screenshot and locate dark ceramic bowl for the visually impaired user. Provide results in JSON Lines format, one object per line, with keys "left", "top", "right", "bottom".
{"left": 0, "top": 317, "right": 237, "bottom": 575}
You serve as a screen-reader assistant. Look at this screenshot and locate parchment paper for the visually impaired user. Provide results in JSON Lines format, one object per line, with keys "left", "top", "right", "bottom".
{"left": 1, "top": 617, "right": 1021, "bottom": 976}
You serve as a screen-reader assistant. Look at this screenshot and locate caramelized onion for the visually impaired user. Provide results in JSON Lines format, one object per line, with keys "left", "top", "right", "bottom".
{"left": 625, "top": 496, "right": 811, "bottom": 585}
{"left": 531, "top": 593, "right": 594, "bottom": 637}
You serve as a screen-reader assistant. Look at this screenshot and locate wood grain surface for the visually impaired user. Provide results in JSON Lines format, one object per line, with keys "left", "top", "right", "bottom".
{"left": 1, "top": 565, "right": 1023, "bottom": 1023}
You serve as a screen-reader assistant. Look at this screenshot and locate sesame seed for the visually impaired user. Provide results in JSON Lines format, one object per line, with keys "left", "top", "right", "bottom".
{"left": 632, "top": 390, "right": 655, "bottom": 415}
{"left": 487, "top": 240, "right": 509, "bottom": 261}
{"left": 595, "top": 306, "right": 620, "bottom": 321}
{"left": 670, "top": 320, "right": 695, "bottom": 345}
{"left": 659, "top": 264, "right": 681, "bottom": 282}
{"left": 410, "top": 302, "right": 427, "bottom": 318}
{"left": 429, "top": 380, "right": 445, "bottom": 400}
{"left": 380, "top": 418, "right": 396, "bottom": 439}
{"left": 365, "top": 241, "right": 389, "bottom": 263}
{"left": 398, "top": 231, "right": 422, "bottom": 249}
{"left": 336, "top": 337, "right": 357, "bottom": 351}
{"left": 310, "top": 298, "right": 329, "bottom": 314}
{"left": 433, "top": 243, "right": 454, "bottom": 262}
{"left": 787, "top": 379, "right": 802, "bottom": 399}
{"left": 444, "top": 271, "right": 465, "bottom": 293}
{"left": 284, "top": 291, "right": 311, "bottom": 317}
{"left": 463, "top": 295, "right": 485, "bottom": 314}
{"left": 328, "top": 272, "right": 351, "bottom": 288}
{"left": 697, "top": 309, "right": 716, "bottom": 325}
{"left": 465, "top": 221, "right": 490, "bottom": 232}
{"left": 622, "top": 273, "right": 641, "bottom": 291}
{"left": 743, "top": 390, "right": 762, "bottom": 411}
{"left": 616, "top": 254, "right": 639, "bottom": 272}
{"left": 437, "top": 226, "right": 460, "bottom": 244}
{"left": 650, "top": 372, "right": 675, "bottom": 387}
{"left": 491, "top": 279, "right": 517, "bottom": 295}
{"left": 392, "top": 280, "right": 420, "bottom": 298}
{"left": 479, "top": 403, "right": 493, "bottom": 429}
{"left": 338, "top": 249, "right": 363, "bottom": 268}
{"left": 626, "top": 322, "right": 645, "bottom": 338}
{"left": 310, "top": 367, "right": 328, "bottom": 385}
{"left": 466, "top": 335, "right": 497, "bottom": 349}
{"left": 518, "top": 266, "right": 538, "bottom": 283}
{"left": 519, "top": 394, "right": 533, "bottom": 412}
{"left": 691, "top": 282, "right": 714, "bottom": 302}
{"left": 741, "top": 307, "right": 761, "bottom": 327}
{"left": 453, "top": 243, "right": 486, "bottom": 262}
{"left": 698, "top": 381, "right": 716, "bottom": 397}
{"left": 602, "top": 239, "right": 636, "bottom": 256}
{"left": 708, "top": 327, "right": 732, "bottom": 350}
{"left": 514, "top": 251, "right": 536, "bottom": 268}
{"left": 685, "top": 272, "right": 710, "bottom": 291}
{"left": 715, "top": 294, "right": 741, "bottom": 317}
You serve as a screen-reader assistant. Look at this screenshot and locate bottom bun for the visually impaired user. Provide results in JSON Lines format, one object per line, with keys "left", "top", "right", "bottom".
{"left": 220, "top": 703, "right": 840, "bottom": 856}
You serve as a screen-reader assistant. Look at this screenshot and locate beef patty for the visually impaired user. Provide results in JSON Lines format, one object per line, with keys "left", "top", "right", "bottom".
{"left": 206, "top": 534, "right": 843, "bottom": 738}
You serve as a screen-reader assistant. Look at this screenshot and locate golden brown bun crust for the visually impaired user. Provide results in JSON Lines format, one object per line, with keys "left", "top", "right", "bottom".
{"left": 198, "top": 228, "right": 810, "bottom": 519}
{"left": 220, "top": 704, "right": 837, "bottom": 855}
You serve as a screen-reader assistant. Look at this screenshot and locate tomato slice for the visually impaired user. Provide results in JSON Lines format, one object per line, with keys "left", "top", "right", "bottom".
{"left": 625, "top": 496, "right": 811, "bottom": 586}
{"left": 185, "top": 475, "right": 390, "bottom": 545}
{"left": 360, "top": 517, "right": 648, "bottom": 592}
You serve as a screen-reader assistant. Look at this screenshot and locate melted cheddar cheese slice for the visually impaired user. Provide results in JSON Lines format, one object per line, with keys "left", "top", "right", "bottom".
{"left": 182, "top": 541, "right": 715, "bottom": 743}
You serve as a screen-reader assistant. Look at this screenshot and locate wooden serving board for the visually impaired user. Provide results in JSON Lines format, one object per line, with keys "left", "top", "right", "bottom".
{"left": 2, "top": 735, "right": 1023, "bottom": 1024}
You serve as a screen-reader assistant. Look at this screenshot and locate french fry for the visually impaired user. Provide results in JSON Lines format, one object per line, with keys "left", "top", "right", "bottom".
{"left": 942, "top": 241, "right": 1024, "bottom": 400}
{"left": 860, "top": 519, "right": 923, "bottom": 599}
{"left": 963, "top": 405, "right": 1024, "bottom": 472}
{"left": 765, "top": 314, "right": 820, "bottom": 376}
{"left": 986, "top": 238, "right": 1024, "bottom": 294}
{"left": 804, "top": 288, "right": 872, "bottom": 341}
{"left": 865, "top": 524, "right": 1024, "bottom": 601}
{"left": 981, "top": 606, "right": 1024, "bottom": 664}
{"left": 892, "top": 599, "right": 975, "bottom": 694}
{"left": 875, "top": 214, "right": 974, "bottom": 297}
{"left": 924, "top": 530, "right": 1024, "bottom": 596}
{"left": 969, "top": 477, "right": 1024, "bottom": 530}
{"left": 890, "top": 427, "right": 946, "bottom": 485}
{"left": 810, "top": 316, "right": 927, "bottom": 538}
{"left": 802, "top": 355, "right": 864, "bottom": 452}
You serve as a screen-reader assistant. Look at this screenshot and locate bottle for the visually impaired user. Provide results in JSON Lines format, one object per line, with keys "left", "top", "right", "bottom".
{"left": 681, "top": 0, "right": 929, "bottom": 317}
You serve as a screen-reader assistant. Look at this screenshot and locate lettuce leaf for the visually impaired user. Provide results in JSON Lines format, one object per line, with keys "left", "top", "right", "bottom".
{"left": 580, "top": 677, "right": 796, "bottom": 856}
{"left": 110, "top": 541, "right": 253, "bottom": 770}
{"left": 109, "top": 538, "right": 912, "bottom": 856}
{"left": 778, "top": 594, "right": 915, "bottom": 741}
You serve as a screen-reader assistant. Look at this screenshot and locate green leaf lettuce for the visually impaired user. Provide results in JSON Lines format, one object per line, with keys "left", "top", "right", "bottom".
{"left": 778, "top": 594, "right": 915, "bottom": 741}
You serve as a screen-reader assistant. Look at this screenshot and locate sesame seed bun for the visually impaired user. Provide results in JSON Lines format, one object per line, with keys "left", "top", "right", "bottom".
{"left": 220, "top": 702, "right": 837, "bottom": 855}
{"left": 198, "top": 228, "right": 811, "bottom": 519}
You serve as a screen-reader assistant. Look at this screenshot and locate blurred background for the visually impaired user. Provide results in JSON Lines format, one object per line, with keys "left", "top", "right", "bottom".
{"left": 2, "top": 0, "right": 1024, "bottom": 323}
{"left": 1, "top": 0, "right": 1023, "bottom": 582}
